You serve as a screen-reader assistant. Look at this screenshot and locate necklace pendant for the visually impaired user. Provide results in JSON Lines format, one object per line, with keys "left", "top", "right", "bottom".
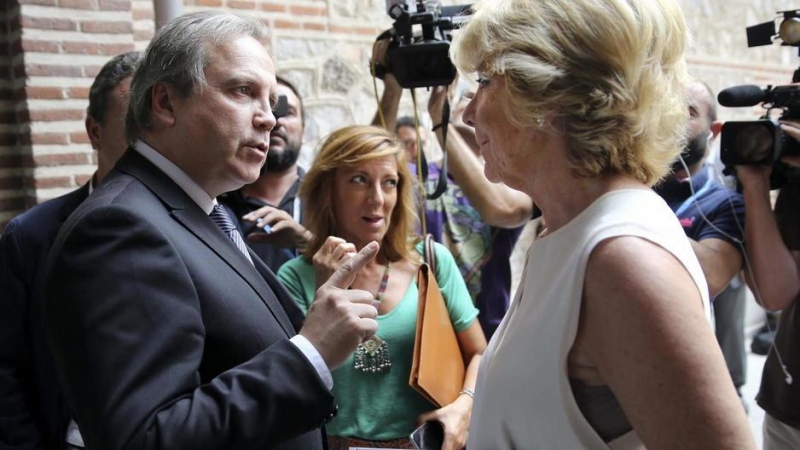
{"left": 353, "top": 335, "right": 392, "bottom": 373}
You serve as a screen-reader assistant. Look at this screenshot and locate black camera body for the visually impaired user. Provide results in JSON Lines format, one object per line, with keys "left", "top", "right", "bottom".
{"left": 380, "top": 1, "right": 471, "bottom": 89}
{"left": 718, "top": 9, "right": 800, "bottom": 188}
{"left": 720, "top": 85, "right": 800, "bottom": 167}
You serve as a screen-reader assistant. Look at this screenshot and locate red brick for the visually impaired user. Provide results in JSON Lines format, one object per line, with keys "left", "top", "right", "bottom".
{"left": 20, "top": 0, "right": 58, "bottom": 6}
{"left": 133, "top": 29, "right": 153, "bottom": 41}
{"left": 26, "top": 86, "right": 65, "bottom": 99}
{"left": 227, "top": 0, "right": 255, "bottom": 9}
{"left": 0, "top": 197, "right": 26, "bottom": 212}
{"left": 0, "top": 133, "right": 19, "bottom": 146}
{"left": 98, "top": 0, "right": 130, "bottom": 11}
{"left": 289, "top": 4, "right": 325, "bottom": 16}
{"left": 0, "top": 87, "right": 14, "bottom": 102}
{"left": 132, "top": 6, "right": 153, "bottom": 19}
{"left": 81, "top": 21, "right": 133, "bottom": 34}
{"left": 0, "top": 111, "right": 16, "bottom": 123}
{"left": 83, "top": 65, "right": 103, "bottom": 77}
{"left": 64, "top": 41, "right": 102, "bottom": 54}
{"left": 302, "top": 22, "right": 325, "bottom": 32}
{"left": 259, "top": 2, "right": 285, "bottom": 12}
{"left": 102, "top": 42, "right": 135, "bottom": 54}
{"left": 328, "top": 24, "right": 378, "bottom": 35}
{"left": 30, "top": 132, "right": 69, "bottom": 145}
{"left": 75, "top": 173, "right": 93, "bottom": 185}
{"left": 274, "top": 19, "right": 301, "bottom": 30}
{"left": 68, "top": 86, "right": 90, "bottom": 99}
{"left": 4, "top": 39, "right": 21, "bottom": 56}
{"left": 21, "top": 39, "right": 61, "bottom": 53}
{"left": 0, "top": 175, "right": 25, "bottom": 190}
{"left": 29, "top": 109, "right": 85, "bottom": 121}
{"left": 59, "top": 0, "right": 96, "bottom": 9}
{"left": 70, "top": 132, "right": 91, "bottom": 144}
{"left": 34, "top": 153, "right": 93, "bottom": 166}
{"left": 195, "top": 0, "right": 222, "bottom": 6}
{"left": 20, "top": 16, "right": 77, "bottom": 31}
{"left": 0, "top": 154, "right": 33, "bottom": 169}
{"left": 34, "top": 176, "right": 72, "bottom": 189}
{"left": 26, "top": 64, "right": 83, "bottom": 77}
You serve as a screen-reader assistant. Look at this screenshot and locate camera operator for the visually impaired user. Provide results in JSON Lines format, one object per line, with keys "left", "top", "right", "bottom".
{"left": 737, "top": 120, "right": 800, "bottom": 448}
{"left": 370, "top": 40, "right": 534, "bottom": 339}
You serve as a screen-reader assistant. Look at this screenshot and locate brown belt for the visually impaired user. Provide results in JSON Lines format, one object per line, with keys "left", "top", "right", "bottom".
{"left": 327, "top": 435, "right": 415, "bottom": 449}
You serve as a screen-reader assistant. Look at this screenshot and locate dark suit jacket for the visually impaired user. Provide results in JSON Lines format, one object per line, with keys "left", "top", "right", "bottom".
{"left": 42, "top": 149, "right": 334, "bottom": 450}
{"left": 0, "top": 184, "right": 89, "bottom": 450}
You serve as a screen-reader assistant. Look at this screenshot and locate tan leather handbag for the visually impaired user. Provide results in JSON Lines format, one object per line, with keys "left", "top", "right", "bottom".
{"left": 409, "top": 235, "right": 465, "bottom": 407}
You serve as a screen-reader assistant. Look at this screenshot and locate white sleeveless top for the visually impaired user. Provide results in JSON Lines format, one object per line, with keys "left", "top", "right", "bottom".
{"left": 467, "top": 189, "right": 711, "bottom": 449}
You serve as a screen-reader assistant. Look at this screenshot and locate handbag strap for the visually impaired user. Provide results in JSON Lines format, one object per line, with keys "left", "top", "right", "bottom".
{"left": 424, "top": 234, "right": 436, "bottom": 274}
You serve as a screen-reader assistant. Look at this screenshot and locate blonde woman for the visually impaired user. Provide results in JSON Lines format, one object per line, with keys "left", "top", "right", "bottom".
{"left": 449, "top": 0, "right": 755, "bottom": 448}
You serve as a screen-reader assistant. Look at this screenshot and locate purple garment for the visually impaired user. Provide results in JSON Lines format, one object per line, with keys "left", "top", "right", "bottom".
{"left": 412, "top": 163, "right": 523, "bottom": 338}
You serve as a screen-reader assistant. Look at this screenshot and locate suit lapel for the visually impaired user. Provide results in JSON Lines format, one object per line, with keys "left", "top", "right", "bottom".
{"left": 173, "top": 207, "right": 296, "bottom": 337}
{"left": 252, "top": 256, "right": 305, "bottom": 333}
{"left": 115, "top": 149, "right": 296, "bottom": 338}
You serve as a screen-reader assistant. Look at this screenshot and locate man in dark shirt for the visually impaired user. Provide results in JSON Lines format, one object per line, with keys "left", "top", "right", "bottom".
{"left": 0, "top": 51, "right": 139, "bottom": 450}
{"left": 655, "top": 80, "right": 747, "bottom": 398}
{"left": 219, "top": 76, "right": 311, "bottom": 270}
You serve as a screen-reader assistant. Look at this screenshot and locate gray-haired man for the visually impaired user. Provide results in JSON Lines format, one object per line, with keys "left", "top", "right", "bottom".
{"left": 43, "top": 11, "right": 379, "bottom": 450}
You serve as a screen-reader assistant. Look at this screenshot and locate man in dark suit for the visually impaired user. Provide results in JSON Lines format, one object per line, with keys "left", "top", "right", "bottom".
{"left": 0, "top": 51, "right": 139, "bottom": 449}
{"left": 42, "top": 11, "right": 380, "bottom": 450}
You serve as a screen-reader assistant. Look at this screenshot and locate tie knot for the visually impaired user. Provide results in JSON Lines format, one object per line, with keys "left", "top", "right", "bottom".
{"left": 210, "top": 204, "right": 236, "bottom": 234}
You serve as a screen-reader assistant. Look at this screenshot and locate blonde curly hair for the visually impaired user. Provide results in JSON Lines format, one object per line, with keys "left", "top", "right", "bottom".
{"left": 450, "top": 0, "right": 691, "bottom": 186}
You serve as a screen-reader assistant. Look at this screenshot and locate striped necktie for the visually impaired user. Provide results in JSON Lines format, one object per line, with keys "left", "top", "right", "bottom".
{"left": 209, "top": 204, "right": 254, "bottom": 265}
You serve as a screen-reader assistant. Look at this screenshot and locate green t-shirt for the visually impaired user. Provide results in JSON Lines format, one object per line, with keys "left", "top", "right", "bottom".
{"left": 277, "top": 241, "right": 478, "bottom": 440}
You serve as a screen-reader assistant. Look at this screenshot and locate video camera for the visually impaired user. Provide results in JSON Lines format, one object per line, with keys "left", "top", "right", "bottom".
{"left": 719, "top": 10, "right": 800, "bottom": 173}
{"left": 375, "top": 1, "right": 472, "bottom": 89}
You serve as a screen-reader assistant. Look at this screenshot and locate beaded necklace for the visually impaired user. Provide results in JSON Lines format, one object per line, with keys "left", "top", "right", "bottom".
{"left": 353, "top": 263, "right": 392, "bottom": 373}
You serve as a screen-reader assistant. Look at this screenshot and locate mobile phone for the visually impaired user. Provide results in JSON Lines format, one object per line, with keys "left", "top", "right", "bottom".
{"left": 241, "top": 219, "right": 272, "bottom": 236}
{"left": 410, "top": 420, "right": 444, "bottom": 449}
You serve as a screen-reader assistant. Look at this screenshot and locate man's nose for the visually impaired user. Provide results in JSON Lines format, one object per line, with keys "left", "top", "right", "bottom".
{"left": 254, "top": 102, "right": 276, "bottom": 131}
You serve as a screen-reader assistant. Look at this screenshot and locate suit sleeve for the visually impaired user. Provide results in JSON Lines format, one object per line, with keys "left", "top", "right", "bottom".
{"left": 43, "top": 205, "right": 333, "bottom": 450}
{"left": 0, "top": 219, "right": 46, "bottom": 448}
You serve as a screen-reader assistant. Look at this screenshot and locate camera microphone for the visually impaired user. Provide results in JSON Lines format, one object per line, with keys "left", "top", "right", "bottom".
{"left": 718, "top": 85, "right": 767, "bottom": 107}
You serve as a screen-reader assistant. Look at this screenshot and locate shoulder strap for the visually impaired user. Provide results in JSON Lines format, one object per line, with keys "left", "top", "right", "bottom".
{"left": 424, "top": 234, "right": 436, "bottom": 274}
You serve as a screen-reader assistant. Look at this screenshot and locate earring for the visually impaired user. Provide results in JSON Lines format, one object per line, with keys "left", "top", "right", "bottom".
{"left": 536, "top": 117, "right": 545, "bottom": 127}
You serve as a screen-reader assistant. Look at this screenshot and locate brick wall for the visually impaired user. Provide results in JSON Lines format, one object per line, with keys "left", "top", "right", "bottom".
{"left": 0, "top": 0, "right": 798, "bottom": 230}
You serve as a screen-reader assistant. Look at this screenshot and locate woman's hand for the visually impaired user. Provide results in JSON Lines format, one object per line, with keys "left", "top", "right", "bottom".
{"left": 311, "top": 236, "right": 357, "bottom": 288}
{"left": 417, "top": 395, "right": 472, "bottom": 450}
{"left": 241, "top": 205, "right": 312, "bottom": 249}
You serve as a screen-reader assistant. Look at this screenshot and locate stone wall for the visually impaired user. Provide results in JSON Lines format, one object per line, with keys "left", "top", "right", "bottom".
{"left": 1, "top": 0, "right": 798, "bottom": 228}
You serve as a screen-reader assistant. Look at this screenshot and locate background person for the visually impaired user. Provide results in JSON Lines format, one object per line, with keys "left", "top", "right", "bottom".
{"left": 278, "top": 125, "right": 486, "bottom": 450}
{"left": 0, "top": 51, "right": 139, "bottom": 450}
{"left": 42, "top": 12, "right": 380, "bottom": 450}
{"left": 219, "top": 76, "right": 311, "bottom": 271}
{"left": 736, "top": 120, "right": 800, "bottom": 449}
{"left": 450, "top": 0, "right": 754, "bottom": 448}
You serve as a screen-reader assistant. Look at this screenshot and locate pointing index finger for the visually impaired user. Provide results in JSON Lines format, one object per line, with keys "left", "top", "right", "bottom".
{"left": 323, "top": 241, "right": 379, "bottom": 290}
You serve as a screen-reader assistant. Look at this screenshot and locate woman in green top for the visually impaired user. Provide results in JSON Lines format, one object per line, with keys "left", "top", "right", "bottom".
{"left": 278, "top": 125, "right": 486, "bottom": 449}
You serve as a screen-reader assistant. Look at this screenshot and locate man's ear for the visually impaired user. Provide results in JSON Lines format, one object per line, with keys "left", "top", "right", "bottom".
{"left": 85, "top": 116, "right": 101, "bottom": 150}
{"left": 150, "top": 83, "right": 176, "bottom": 129}
{"left": 710, "top": 120, "right": 723, "bottom": 141}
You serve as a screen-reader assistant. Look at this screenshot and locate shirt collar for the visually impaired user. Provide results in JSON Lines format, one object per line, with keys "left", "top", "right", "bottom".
{"left": 133, "top": 140, "right": 216, "bottom": 214}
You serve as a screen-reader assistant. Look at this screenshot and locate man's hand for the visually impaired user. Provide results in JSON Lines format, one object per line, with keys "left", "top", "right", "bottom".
{"left": 242, "top": 206, "right": 312, "bottom": 249}
{"left": 300, "top": 241, "right": 380, "bottom": 370}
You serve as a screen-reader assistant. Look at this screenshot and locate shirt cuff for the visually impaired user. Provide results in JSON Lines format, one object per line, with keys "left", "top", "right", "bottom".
{"left": 290, "top": 334, "right": 333, "bottom": 390}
